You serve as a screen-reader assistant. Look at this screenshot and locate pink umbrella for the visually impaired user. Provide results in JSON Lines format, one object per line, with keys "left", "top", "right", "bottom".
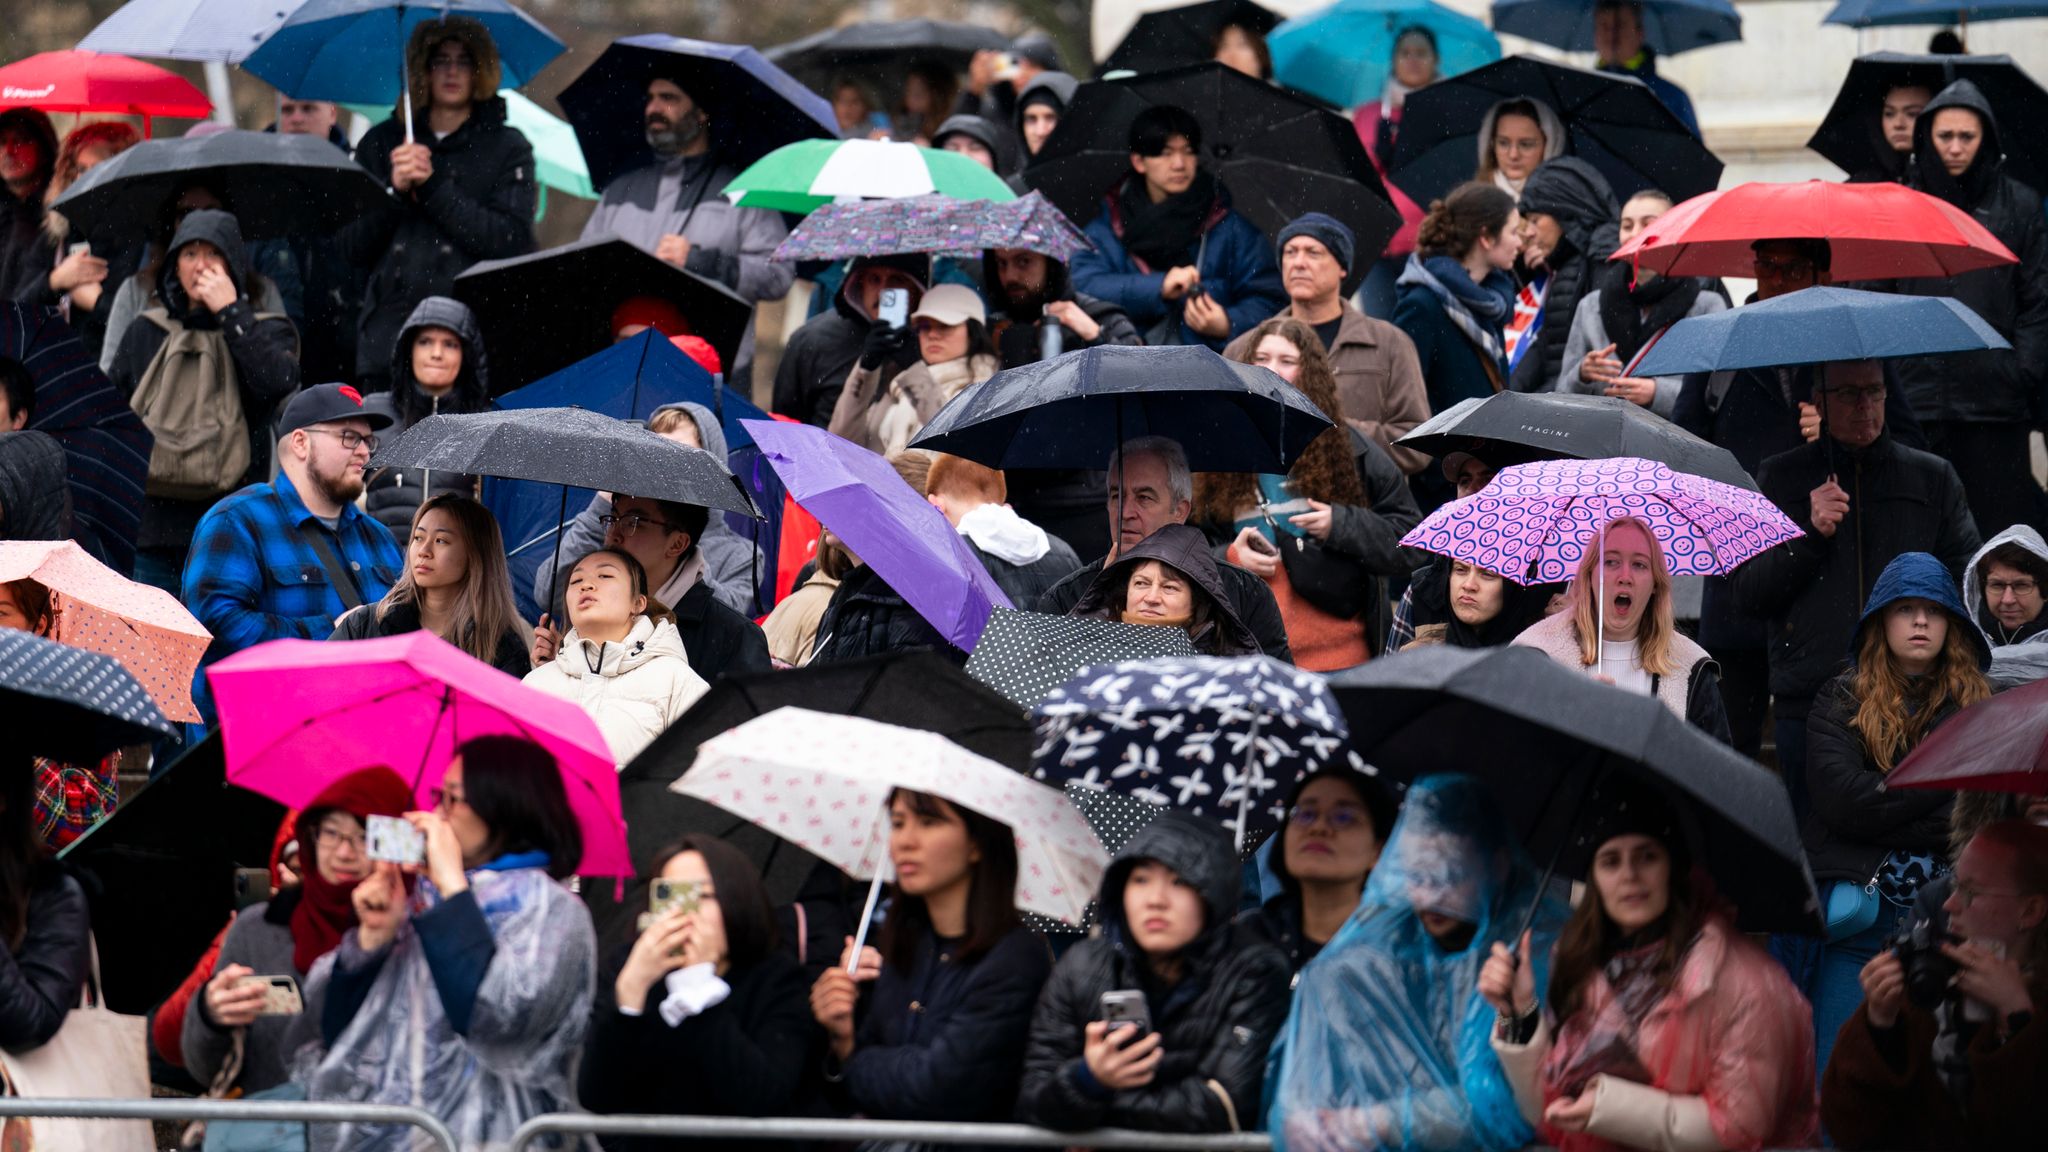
{"left": 206, "top": 631, "right": 629, "bottom": 877}
{"left": 0, "top": 539, "right": 210, "bottom": 722}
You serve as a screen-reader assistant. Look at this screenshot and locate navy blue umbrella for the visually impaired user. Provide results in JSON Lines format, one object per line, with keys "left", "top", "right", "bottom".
{"left": 1633, "top": 286, "right": 2010, "bottom": 376}
{"left": 0, "top": 628, "right": 174, "bottom": 764}
{"left": 1492, "top": 0, "right": 1741, "bottom": 55}
{"left": 907, "top": 345, "right": 1333, "bottom": 473}
{"left": 1825, "top": 0, "right": 2048, "bottom": 27}
{"left": 558, "top": 34, "right": 839, "bottom": 195}
{"left": 241, "top": 0, "right": 565, "bottom": 109}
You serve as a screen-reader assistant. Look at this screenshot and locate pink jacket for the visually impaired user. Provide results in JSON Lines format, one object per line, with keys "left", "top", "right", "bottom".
{"left": 1354, "top": 101, "right": 1425, "bottom": 259}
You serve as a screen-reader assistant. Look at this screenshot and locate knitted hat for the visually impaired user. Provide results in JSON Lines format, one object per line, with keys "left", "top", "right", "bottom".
{"left": 1277, "top": 212, "right": 1356, "bottom": 274}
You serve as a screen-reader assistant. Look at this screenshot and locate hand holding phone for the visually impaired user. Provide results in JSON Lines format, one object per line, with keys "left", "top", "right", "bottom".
{"left": 877, "top": 287, "right": 910, "bottom": 330}
{"left": 365, "top": 814, "right": 425, "bottom": 866}
{"left": 238, "top": 974, "right": 304, "bottom": 1016}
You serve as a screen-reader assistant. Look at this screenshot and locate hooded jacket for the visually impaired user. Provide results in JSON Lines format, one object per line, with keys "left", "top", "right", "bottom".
{"left": 1802, "top": 552, "right": 1988, "bottom": 884}
{"left": 1509, "top": 158, "right": 1620, "bottom": 396}
{"left": 1039, "top": 534, "right": 1293, "bottom": 663}
{"left": 0, "top": 430, "right": 72, "bottom": 541}
{"left": 959, "top": 503, "right": 1082, "bottom": 609}
{"left": 1015, "top": 73, "right": 1078, "bottom": 127}
{"left": 1070, "top": 524, "right": 1262, "bottom": 657}
{"left": 1887, "top": 80, "right": 2048, "bottom": 424}
{"left": 933, "top": 114, "right": 1024, "bottom": 179}
{"left": 1070, "top": 175, "right": 1285, "bottom": 351}
{"left": 0, "top": 110, "right": 58, "bottom": 303}
{"left": 773, "top": 253, "right": 929, "bottom": 428}
{"left": 1962, "top": 523, "right": 2048, "bottom": 646}
{"left": 1017, "top": 813, "right": 1291, "bottom": 1132}
{"left": 341, "top": 94, "right": 536, "bottom": 384}
{"left": 831, "top": 348, "right": 1001, "bottom": 457}
{"left": 981, "top": 249, "right": 1141, "bottom": 367}
{"left": 1475, "top": 99, "right": 1567, "bottom": 197}
{"left": 522, "top": 614, "right": 710, "bottom": 764}
{"left": 365, "top": 296, "right": 488, "bottom": 543}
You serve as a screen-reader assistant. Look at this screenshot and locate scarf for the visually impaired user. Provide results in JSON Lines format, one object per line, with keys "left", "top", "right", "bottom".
{"left": 1119, "top": 169, "right": 1218, "bottom": 271}
{"left": 289, "top": 767, "right": 414, "bottom": 974}
{"left": 1596, "top": 264, "right": 1703, "bottom": 363}
{"left": 1398, "top": 254, "right": 1510, "bottom": 365}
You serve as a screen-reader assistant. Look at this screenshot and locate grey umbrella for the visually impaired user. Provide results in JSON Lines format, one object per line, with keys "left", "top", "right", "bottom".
{"left": 1395, "top": 391, "right": 1760, "bottom": 491}
{"left": 0, "top": 629, "right": 175, "bottom": 764}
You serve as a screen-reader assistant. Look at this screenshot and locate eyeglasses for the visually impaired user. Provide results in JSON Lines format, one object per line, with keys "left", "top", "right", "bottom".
{"left": 1987, "top": 578, "right": 2041, "bottom": 598}
{"left": 316, "top": 826, "right": 366, "bottom": 851}
{"left": 1288, "top": 802, "right": 1367, "bottom": 830}
{"left": 1951, "top": 881, "right": 2024, "bottom": 909}
{"left": 305, "top": 427, "right": 378, "bottom": 452}
{"left": 599, "top": 512, "right": 680, "bottom": 537}
{"left": 430, "top": 785, "right": 466, "bottom": 811}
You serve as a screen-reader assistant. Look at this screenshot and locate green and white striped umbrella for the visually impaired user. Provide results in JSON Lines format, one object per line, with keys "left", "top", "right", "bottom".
{"left": 721, "top": 138, "right": 1016, "bottom": 214}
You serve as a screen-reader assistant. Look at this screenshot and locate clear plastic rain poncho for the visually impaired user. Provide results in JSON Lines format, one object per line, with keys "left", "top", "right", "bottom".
{"left": 1264, "top": 775, "right": 1569, "bottom": 1152}
{"left": 293, "top": 866, "right": 597, "bottom": 1151}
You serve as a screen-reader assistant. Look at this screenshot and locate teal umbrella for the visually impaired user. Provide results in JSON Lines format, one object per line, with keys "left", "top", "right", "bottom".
{"left": 1270, "top": 0, "right": 1500, "bottom": 110}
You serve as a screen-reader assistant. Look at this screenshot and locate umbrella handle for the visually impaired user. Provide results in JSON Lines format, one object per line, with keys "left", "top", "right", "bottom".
{"left": 1508, "top": 766, "right": 1606, "bottom": 964}
{"left": 847, "top": 869, "right": 887, "bottom": 974}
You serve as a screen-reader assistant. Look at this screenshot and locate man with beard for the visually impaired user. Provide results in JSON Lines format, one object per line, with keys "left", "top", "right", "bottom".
{"left": 581, "top": 74, "right": 793, "bottom": 389}
{"left": 183, "top": 384, "right": 405, "bottom": 721}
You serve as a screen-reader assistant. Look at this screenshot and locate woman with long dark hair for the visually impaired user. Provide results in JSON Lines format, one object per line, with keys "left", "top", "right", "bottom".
{"left": 809, "top": 789, "right": 1051, "bottom": 1122}
{"left": 0, "top": 749, "right": 90, "bottom": 1053}
{"left": 1244, "top": 766, "right": 1399, "bottom": 974}
{"left": 1405, "top": 559, "right": 1553, "bottom": 651}
{"left": 332, "top": 493, "right": 528, "bottom": 677}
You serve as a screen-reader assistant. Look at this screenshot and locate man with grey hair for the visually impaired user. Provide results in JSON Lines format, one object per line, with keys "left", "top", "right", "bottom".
{"left": 1035, "top": 435, "right": 1294, "bottom": 661}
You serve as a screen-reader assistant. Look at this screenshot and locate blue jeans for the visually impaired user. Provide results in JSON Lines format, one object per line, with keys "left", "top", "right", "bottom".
{"left": 1810, "top": 906, "right": 1910, "bottom": 1087}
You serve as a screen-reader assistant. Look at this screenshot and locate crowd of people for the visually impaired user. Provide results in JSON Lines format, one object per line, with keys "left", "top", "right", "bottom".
{"left": 4, "top": 3, "right": 2048, "bottom": 1151}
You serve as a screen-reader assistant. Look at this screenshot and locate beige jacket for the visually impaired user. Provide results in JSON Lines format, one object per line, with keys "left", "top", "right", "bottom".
{"left": 1492, "top": 1015, "right": 1722, "bottom": 1152}
{"left": 829, "top": 353, "right": 999, "bottom": 457}
{"left": 761, "top": 570, "right": 839, "bottom": 667}
{"left": 1224, "top": 304, "right": 1431, "bottom": 474}
{"left": 1510, "top": 609, "right": 1712, "bottom": 723}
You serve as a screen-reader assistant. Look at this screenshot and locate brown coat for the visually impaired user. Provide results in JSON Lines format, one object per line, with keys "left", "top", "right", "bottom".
{"left": 1224, "top": 304, "right": 1431, "bottom": 475}
{"left": 1821, "top": 974, "right": 2048, "bottom": 1151}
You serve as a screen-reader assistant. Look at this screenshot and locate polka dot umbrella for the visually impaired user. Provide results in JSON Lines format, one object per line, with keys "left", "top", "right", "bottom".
{"left": 0, "top": 540, "right": 210, "bottom": 722}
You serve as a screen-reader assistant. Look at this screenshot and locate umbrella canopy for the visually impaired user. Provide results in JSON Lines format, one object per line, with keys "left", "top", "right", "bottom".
{"left": 908, "top": 344, "right": 1335, "bottom": 473}
{"left": 207, "top": 631, "right": 630, "bottom": 877}
{"left": 0, "top": 628, "right": 174, "bottom": 764}
{"left": 1807, "top": 51, "right": 2048, "bottom": 193}
{"left": 1103, "top": 0, "right": 1281, "bottom": 75}
{"left": 49, "top": 129, "right": 386, "bottom": 250}
{"left": 559, "top": 34, "right": 839, "bottom": 195}
{"left": 452, "top": 234, "right": 753, "bottom": 392}
{"left": 773, "top": 192, "right": 1092, "bottom": 264}
{"left": 1824, "top": 0, "right": 2048, "bottom": 27}
{"left": 967, "top": 608, "right": 1197, "bottom": 710}
{"left": 722, "top": 138, "right": 1017, "bottom": 214}
{"left": 1401, "top": 456, "right": 1803, "bottom": 583}
{"left": 0, "top": 304, "right": 153, "bottom": 576}
{"left": 1633, "top": 285, "right": 2011, "bottom": 377}
{"left": 80, "top": 0, "right": 298, "bottom": 63}
{"left": 1491, "top": 0, "right": 1741, "bottom": 55}
{"left": 1387, "top": 54, "right": 1723, "bottom": 207}
{"left": 764, "top": 19, "right": 1009, "bottom": 99}
{"left": 1024, "top": 62, "right": 1399, "bottom": 295}
{"left": 0, "top": 50, "right": 211, "bottom": 132}
{"left": 0, "top": 540, "right": 210, "bottom": 723}
{"left": 240, "top": 0, "right": 566, "bottom": 106}
{"left": 339, "top": 89, "right": 596, "bottom": 203}
{"left": 1030, "top": 655, "right": 1350, "bottom": 851}
{"left": 1326, "top": 644, "right": 1820, "bottom": 934}
{"left": 742, "top": 419, "right": 1011, "bottom": 652}
{"left": 1396, "top": 390, "right": 1758, "bottom": 490}
{"left": 1886, "top": 678, "right": 2048, "bottom": 793}
{"left": 1611, "top": 181, "right": 2017, "bottom": 281}
{"left": 1268, "top": 0, "right": 1501, "bottom": 110}
{"left": 677, "top": 707, "right": 1107, "bottom": 925}
{"left": 372, "top": 406, "right": 761, "bottom": 519}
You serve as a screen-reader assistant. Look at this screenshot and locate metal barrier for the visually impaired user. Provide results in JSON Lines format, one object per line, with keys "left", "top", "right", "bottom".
{"left": 0, "top": 1096, "right": 460, "bottom": 1152}
{"left": 509, "top": 1115, "right": 1274, "bottom": 1152}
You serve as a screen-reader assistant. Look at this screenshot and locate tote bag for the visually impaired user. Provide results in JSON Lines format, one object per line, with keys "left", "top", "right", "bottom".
{"left": 0, "top": 935, "right": 152, "bottom": 1152}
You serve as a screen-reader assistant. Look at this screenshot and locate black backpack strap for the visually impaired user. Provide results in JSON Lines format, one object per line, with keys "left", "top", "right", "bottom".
{"left": 298, "top": 523, "right": 365, "bottom": 611}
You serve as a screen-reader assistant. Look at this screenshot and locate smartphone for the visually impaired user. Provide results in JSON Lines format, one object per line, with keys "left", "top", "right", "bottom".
{"left": 365, "top": 814, "right": 425, "bottom": 866}
{"left": 1099, "top": 989, "right": 1150, "bottom": 1037}
{"left": 1243, "top": 532, "right": 1278, "bottom": 557}
{"left": 233, "top": 867, "right": 272, "bottom": 910}
{"left": 67, "top": 241, "right": 91, "bottom": 258}
{"left": 649, "top": 878, "right": 703, "bottom": 920}
{"left": 237, "top": 974, "right": 304, "bottom": 1016}
{"left": 877, "top": 287, "right": 910, "bottom": 330}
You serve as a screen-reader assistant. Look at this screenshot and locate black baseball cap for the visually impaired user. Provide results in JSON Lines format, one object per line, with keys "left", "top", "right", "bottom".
{"left": 278, "top": 383, "right": 393, "bottom": 438}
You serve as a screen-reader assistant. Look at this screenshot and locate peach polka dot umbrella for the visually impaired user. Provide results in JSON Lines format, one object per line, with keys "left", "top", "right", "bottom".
{"left": 0, "top": 540, "right": 210, "bottom": 722}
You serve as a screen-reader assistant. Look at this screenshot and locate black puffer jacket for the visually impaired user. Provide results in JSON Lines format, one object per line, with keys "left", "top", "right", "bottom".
{"left": 1070, "top": 524, "right": 1263, "bottom": 657}
{"left": 1509, "top": 158, "right": 1620, "bottom": 395}
{"left": 1884, "top": 80, "right": 2048, "bottom": 423}
{"left": 811, "top": 564, "right": 962, "bottom": 665}
{"left": 1803, "top": 673, "right": 1959, "bottom": 884}
{"left": 341, "top": 97, "right": 535, "bottom": 384}
{"left": 672, "top": 579, "right": 772, "bottom": 684}
{"left": 1017, "top": 812, "right": 1290, "bottom": 1132}
{"left": 0, "top": 110, "right": 57, "bottom": 304}
{"left": 772, "top": 253, "right": 926, "bottom": 428}
{"left": 0, "top": 430, "right": 71, "bottom": 541}
{"left": 0, "top": 866, "right": 91, "bottom": 1052}
{"left": 364, "top": 296, "right": 487, "bottom": 543}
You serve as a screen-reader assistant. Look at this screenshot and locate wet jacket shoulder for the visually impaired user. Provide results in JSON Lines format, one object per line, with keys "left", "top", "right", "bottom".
{"left": 0, "top": 866, "right": 90, "bottom": 1052}
{"left": 1802, "top": 673, "right": 1958, "bottom": 883}
{"left": 841, "top": 925, "right": 1053, "bottom": 1121}
{"left": 811, "top": 565, "right": 962, "bottom": 665}
{"left": 672, "top": 579, "right": 772, "bottom": 683}
{"left": 0, "top": 431, "right": 72, "bottom": 541}
{"left": 366, "top": 296, "right": 488, "bottom": 540}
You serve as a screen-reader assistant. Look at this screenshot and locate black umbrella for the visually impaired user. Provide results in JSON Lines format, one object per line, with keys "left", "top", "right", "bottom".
{"left": 1102, "top": 0, "right": 1282, "bottom": 76}
{"left": 764, "top": 19, "right": 1008, "bottom": 105}
{"left": 48, "top": 129, "right": 385, "bottom": 249}
{"left": 0, "top": 629, "right": 173, "bottom": 764}
{"left": 966, "top": 608, "right": 1198, "bottom": 709}
{"left": 1808, "top": 51, "right": 2048, "bottom": 193}
{"left": 1326, "top": 645, "right": 1820, "bottom": 934}
{"left": 454, "top": 235, "right": 754, "bottom": 393}
{"left": 1395, "top": 391, "right": 1759, "bottom": 490}
{"left": 908, "top": 344, "right": 1334, "bottom": 472}
{"left": 558, "top": 34, "right": 840, "bottom": 194}
{"left": 58, "top": 734, "right": 286, "bottom": 1014}
{"left": 1387, "top": 54, "right": 1724, "bottom": 207}
{"left": 1023, "top": 62, "right": 1399, "bottom": 294}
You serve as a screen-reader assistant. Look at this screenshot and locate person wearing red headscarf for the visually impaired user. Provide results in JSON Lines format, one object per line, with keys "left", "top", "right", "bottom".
{"left": 179, "top": 767, "right": 414, "bottom": 1095}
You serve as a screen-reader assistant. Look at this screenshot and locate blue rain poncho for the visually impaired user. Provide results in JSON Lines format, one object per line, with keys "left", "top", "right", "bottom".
{"left": 293, "top": 864, "right": 597, "bottom": 1151}
{"left": 1263, "top": 774, "right": 1568, "bottom": 1151}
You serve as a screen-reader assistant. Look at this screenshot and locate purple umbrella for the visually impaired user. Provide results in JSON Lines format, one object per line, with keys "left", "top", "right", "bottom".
{"left": 742, "top": 420, "right": 1012, "bottom": 651}
{"left": 772, "top": 191, "right": 1092, "bottom": 264}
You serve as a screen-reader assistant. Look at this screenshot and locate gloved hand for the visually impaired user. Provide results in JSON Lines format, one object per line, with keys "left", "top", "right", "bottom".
{"left": 860, "top": 322, "right": 910, "bottom": 370}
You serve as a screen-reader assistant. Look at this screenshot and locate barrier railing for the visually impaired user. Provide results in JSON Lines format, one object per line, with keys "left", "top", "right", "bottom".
{"left": 509, "top": 1115, "right": 1275, "bottom": 1152}
{"left": 0, "top": 1096, "right": 460, "bottom": 1152}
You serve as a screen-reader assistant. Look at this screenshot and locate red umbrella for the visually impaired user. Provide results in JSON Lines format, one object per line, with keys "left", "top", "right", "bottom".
{"left": 1886, "top": 679, "right": 2048, "bottom": 794}
{"left": 1610, "top": 180, "right": 2017, "bottom": 281}
{"left": 0, "top": 50, "right": 211, "bottom": 137}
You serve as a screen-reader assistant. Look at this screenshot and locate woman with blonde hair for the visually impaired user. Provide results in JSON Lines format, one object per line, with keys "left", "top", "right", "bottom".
{"left": 1195, "top": 316, "right": 1421, "bottom": 669}
{"left": 331, "top": 493, "right": 530, "bottom": 677}
{"left": 1512, "top": 515, "right": 1729, "bottom": 740}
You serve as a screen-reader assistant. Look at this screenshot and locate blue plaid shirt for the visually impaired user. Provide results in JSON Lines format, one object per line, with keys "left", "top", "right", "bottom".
{"left": 183, "top": 470, "right": 404, "bottom": 716}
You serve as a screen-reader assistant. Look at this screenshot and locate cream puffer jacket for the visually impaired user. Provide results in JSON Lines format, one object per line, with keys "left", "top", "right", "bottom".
{"left": 522, "top": 615, "right": 709, "bottom": 765}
